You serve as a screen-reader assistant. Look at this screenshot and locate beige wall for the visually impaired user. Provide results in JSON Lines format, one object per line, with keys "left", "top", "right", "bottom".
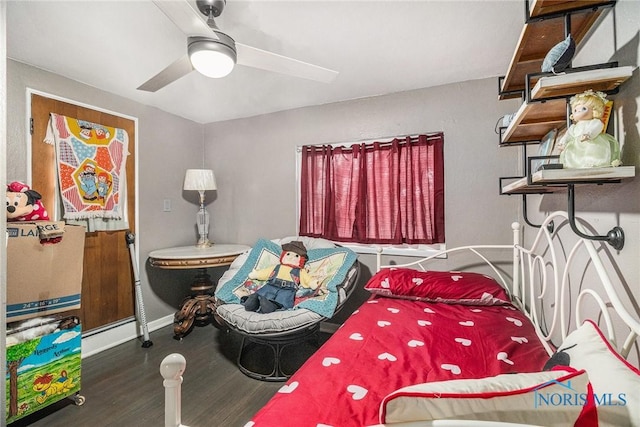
{"left": 204, "top": 77, "right": 523, "bottom": 252}
{"left": 203, "top": 77, "right": 522, "bottom": 313}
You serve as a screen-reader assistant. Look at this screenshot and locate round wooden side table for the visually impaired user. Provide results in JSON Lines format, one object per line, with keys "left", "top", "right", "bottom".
{"left": 149, "top": 243, "right": 250, "bottom": 339}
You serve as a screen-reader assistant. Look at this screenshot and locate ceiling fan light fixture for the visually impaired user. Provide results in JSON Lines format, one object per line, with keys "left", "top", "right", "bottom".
{"left": 188, "top": 35, "right": 237, "bottom": 78}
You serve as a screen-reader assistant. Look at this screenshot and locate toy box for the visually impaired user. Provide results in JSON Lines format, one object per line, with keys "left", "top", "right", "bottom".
{"left": 6, "top": 222, "right": 85, "bottom": 321}
{"left": 5, "top": 316, "right": 83, "bottom": 423}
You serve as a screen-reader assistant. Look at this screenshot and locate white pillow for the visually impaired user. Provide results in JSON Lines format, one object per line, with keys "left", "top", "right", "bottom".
{"left": 544, "top": 320, "right": 640, "bottom": 427}
{"left": 380, "top": 369, "right": 590, "bottom": 426}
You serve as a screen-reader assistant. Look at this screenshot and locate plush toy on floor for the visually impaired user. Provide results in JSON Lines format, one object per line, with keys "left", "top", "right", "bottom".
{"left": 557, "top": 90, "right": 621, "bottom": 169}
{"left": 242, "top": 241, "right": 317, "bottom": 313}
{"left": 6, "top": 181, "right": 50, "bottom": 221}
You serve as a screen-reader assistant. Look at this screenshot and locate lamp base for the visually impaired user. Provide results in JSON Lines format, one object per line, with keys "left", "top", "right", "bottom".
{"left": 196, "top": 239, "right": 213, "bottom": 248}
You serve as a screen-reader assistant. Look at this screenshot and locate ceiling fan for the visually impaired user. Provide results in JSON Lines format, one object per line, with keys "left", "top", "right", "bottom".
{"left": 138, "top": 0, "right": 339, "bottom": 92}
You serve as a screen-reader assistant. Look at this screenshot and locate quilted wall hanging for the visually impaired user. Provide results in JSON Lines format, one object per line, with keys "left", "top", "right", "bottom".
{"left": 45, "top": 113, "right": 129, "bottom": 221}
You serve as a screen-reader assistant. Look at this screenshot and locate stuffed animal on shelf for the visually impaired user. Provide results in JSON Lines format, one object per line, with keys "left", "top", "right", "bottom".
{"left": 557, "top": 90, "right": 621, "bottom": 169}
{"left": 6, "top": 181, "right": 50, "bottom": 221}
{"left": 242, "top": 241, "right": 317, "bottom": 314}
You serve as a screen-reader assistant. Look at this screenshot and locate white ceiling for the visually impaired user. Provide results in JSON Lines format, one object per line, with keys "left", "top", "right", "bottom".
{"left": 7, "top": 0, "right": 525, "bottom": 124}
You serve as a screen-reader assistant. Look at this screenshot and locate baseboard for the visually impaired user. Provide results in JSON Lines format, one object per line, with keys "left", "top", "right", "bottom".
{"left": 81, "top": 314, "right": 174, "bottom": 358}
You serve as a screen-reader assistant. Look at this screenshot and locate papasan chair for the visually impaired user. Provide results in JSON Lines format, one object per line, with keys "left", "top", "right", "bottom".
{"left": 214, "top": 236, "right": 360, "bottom": 381}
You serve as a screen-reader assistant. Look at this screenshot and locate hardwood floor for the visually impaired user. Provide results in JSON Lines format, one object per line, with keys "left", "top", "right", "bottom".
{"left": 10, "top": 322, "right": 326, "bottom": 427}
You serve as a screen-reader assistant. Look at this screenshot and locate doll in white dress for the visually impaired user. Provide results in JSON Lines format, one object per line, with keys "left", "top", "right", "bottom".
{"left": 557, "top": 90, "right": 621, "bottom": 169}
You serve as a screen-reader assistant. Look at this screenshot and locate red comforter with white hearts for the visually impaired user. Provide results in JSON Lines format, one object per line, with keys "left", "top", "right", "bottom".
{"left": 248, "top": 296, "right": 551, "bottom": 427}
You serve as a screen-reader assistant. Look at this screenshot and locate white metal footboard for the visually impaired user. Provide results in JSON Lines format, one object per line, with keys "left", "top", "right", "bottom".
{"left": 376, "top": 210, "right": 640, "bottom": 360}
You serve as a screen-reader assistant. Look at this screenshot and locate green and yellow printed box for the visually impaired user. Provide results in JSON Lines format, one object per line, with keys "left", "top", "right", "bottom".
{"left": 5, "top": 317, "right": 82, "bottom": 423}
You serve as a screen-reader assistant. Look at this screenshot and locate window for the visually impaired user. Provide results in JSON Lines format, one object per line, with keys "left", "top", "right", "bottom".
{"left": 298, "top": 133, "right": 444, "bottom": 253}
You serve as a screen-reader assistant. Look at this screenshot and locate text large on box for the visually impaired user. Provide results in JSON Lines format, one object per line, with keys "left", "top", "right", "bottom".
{"left": 6, "top": 223, "right": 86, "bottom": 321}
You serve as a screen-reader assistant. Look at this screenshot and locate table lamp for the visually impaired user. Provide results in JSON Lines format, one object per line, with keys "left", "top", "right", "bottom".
{"left": 183, "top": 169, "right": 217, "bottom": 247}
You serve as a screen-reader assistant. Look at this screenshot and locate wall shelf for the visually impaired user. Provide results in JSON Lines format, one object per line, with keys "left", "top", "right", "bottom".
{"left": 499, "top": 0, "right": 614, "bottom": 100}
{"left": 500, "top": 98, "right": 566, "bottom": 145}
{"left": 501, "top": 166, "right": 636, "bottom": 195}
{"left": 496, "top": 0, "right": 633, "bottom": 247}
{"left": 500, "top": 66, "right": 634, "bottom": 145}
{"left": 528, "top": 0, "right": 615, "bottom": 20}
{"left": 530, "top": 65, "right": 634, "bottom": 100}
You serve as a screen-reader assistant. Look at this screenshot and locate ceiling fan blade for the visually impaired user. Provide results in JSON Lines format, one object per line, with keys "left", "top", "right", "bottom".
{"left": 137, "top": 54, "right": 194, "bottom": 92}
{"left": 236, "top": 43, "right": 339, "bottom": 83}
{"left": 152, "top": 0, "right": 218, "bottom": 40}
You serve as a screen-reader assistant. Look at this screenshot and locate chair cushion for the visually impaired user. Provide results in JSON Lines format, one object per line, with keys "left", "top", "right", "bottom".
{"left": 216, "top": 236, "right": 340, "bottom": 291}
{"left": 215, "top": 237, "right": 357, "bottom": 317}
{"left": 216, "top": 303, "right": 322, "bottom": 334}
{"left": 215, "top": 236, "right": 359, "bottom": 335}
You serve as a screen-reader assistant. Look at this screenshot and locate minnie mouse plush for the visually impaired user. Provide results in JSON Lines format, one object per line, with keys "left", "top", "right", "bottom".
{"left": 6, "top": 181, "right": 50, "bottom": 221}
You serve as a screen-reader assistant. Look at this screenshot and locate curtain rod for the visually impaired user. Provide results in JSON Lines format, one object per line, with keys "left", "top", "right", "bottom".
{"left": 296, "top": 132, "right": 442, "bottom": 152}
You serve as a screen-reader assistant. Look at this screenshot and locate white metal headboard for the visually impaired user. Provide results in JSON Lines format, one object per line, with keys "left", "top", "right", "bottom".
{"left": 376, "top": 211, "right": 640, "bottom": 361}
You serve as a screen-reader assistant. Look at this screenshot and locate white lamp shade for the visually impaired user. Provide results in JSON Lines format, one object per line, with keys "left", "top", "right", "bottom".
{"left": 184, "top": 169, "right": 217, "bottom": 191}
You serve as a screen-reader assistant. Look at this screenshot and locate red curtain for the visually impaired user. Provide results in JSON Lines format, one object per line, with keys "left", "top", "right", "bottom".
{"left": 299, "top": 133, "right": 444, "bottom": 244}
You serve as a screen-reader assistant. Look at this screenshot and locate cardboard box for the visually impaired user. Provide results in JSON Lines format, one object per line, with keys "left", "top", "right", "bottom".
{"left": 6, "top": 222, "right": 86, "bottom": 322}
{"left": 6, "top": 316, "right": 82, "bottom": 423}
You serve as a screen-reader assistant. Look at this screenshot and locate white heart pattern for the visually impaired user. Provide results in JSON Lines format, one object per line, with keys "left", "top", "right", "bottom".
{"left": 243, "top": 422, "right": 255, "bottom": 427}
{"left": 459, "top": 320, "right": 474, "bottom": 327}
{"left": 506, "top": 317, "right": 523, "bottom": 327}
{"left": 378, "top": 352, "right": 398, "bottom": 361}
{"left": 470, "top": 308, "right": 483, "bottom": 313}
{"left": 454, "top": 337, "right": 472, "bottom": 346}
{"left": 278, "top": 381, "right": 299, "bottom": 394}
{"left": 451, "top": 275, "right": 463, "bottom": 281}
{"left": 322, "top": 357, "right": 341, "bottom": 367}
{"left": 423, "top": 307, "right": 435, "bottom": 313}
{"left": 412, "top": 277, "right": 424, "bottom": 285}
{"left": 387, "top": 308, "right": 400, "bottom": 314}
{"left": 511, "top": 336, "right": 528, "bottom": 344}
{"left": 497, "top": 351, "right": 514, "bottom": 365}
{"left": 377, "top": 320, "right": 391, "bottom": 327}
{"left": 347, "top": 384, "right": 368, "bottom": 400}
{"left": 417, "top": 320, "right": 432, "bottom": 326}
{"left": 441, "top": 363, "right": 462, "bottom": 375}
{"left": 408, "top": 339, "right": 425, "bottom": 347}
{"left": 349, "top": 333, "right": 364, "bottom": 341}
{"left": 381, "top": 278, "right": 391, "bottom": 289}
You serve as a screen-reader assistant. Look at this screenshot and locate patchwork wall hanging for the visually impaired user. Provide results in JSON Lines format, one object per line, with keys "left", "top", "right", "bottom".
{"left": 45, "top": 113, "right": 129, "bottom": 221}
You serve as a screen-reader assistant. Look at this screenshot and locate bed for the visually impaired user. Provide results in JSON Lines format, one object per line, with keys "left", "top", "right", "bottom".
{"left": 245, "top": 211, "right": 640, "bottom": 427}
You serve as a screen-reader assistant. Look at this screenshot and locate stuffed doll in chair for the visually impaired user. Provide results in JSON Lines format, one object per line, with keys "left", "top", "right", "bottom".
{"left": 242, "top": 241, "right": 317, "bottom": 314}
{"left": 6, "top": 181, "right": 50, "bottom": 221}
{"left": 557, "top": 90, "right": 621, "bottom": 169}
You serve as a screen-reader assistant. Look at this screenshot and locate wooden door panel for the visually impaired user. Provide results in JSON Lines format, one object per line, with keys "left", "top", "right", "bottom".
{"left": 30, "top": 94, "right": 136, "bottom": 332}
